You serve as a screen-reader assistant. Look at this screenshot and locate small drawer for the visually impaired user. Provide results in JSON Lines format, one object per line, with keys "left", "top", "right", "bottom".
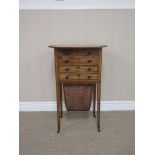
{"left": 78, "top": 56, "right": 99, "bottom": 65}
{"left": 59, "top": 65, "right": 99, "bottom": 73}
{"left": 78, "top": 74, "right": 98, "bottom": 80}
{"left": 59, "top": 73, "right": 79, "bottom": 80}
{"left": 77, "top": 66, "right": 98, "bottom": 73}
{"left": 59, "top": 56, "right": 78, "bottom": 65}
{"left": 58, "top": 49, "right": 99, "bottom": 56}
{"left": 59, "top": 73, "right": 98, "bottom": 80}
{"left": 59, "top": 66, "right": 77, "bottom": 73}
{"left": 83, "top": 49, "right": 99, "bottom": 56}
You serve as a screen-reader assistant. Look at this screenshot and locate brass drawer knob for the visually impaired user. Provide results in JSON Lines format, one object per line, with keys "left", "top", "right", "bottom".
{"left": 87, "top": 60, "right": 92, "bottom": 63}
{"left": 66, "top": 76, "right": 69, "bottom": 79}
{"left": 65, "top": 68, "right": 69, "bottom": 71}
{"left": 88, "top": 76, "right": 91, "bottom": 79}
{"left": 88, "top": 68, "right": 91, "bottom": 71}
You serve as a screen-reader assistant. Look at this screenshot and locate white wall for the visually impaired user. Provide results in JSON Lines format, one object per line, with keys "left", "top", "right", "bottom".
{"left": 19, "top": 0, "right": 135, "bottom": 10}
{"left": 19, "top": 10, "right": 135, "bottom": 102}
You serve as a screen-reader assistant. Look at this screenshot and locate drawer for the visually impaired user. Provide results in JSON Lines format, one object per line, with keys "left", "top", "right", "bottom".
{"left": 59, "top": 56, "right": 99, "bottom": 65}
{"left": 58, "top": 49, "right": 99, "bottom": 56}
{"left": 78, "top": 56, "right": 99, "bottom": 65}
{"left": 59, "top": 73, "right": 79, "bottom": 80}
{"left": 78, "top": 66, "right": 98, "bottom": 73}
{"left": 59, "top": 66, "right": 77, "bottom": 72}
{"left": 59, "top": 56, "right": 78, "bottom": 65}
{"left": 78, "top": 73, "right": 98, "bottom": 80}
{"left": 59, "top": 66, "right": 98, "bottom": 73}
{"left": 59, "top": 73, "right": 98, "bottom": 80}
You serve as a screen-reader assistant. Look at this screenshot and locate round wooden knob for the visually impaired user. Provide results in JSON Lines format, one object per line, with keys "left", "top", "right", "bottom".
{"left": 65, "top": 68, "right": 69, "bottom": 71}
{"left": 88, "top": 76, "right": 91, "bottom": 79}
{"left": 66, "top": 76, "right": 69, "bottom": 79}
{"left": 87, "top": 60, "right": 92, "bottom": 63}
{"left": 87, "top": 51, "right": 91, "bottom": 55}
{"left": 64, "top": 60, "right": 69, "bottom": 63}
{"left": 88, "top": 68, "right": 91, "bottom": 71}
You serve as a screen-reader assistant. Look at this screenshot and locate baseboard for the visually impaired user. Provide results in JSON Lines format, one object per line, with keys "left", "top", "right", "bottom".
{"left": 19, "top": 101, "right": 135, "bottom": 111}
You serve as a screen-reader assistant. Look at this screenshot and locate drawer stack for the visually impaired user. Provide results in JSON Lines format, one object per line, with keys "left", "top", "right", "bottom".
{"left": 57, "top": 49, "right": 100, "bottom": 81}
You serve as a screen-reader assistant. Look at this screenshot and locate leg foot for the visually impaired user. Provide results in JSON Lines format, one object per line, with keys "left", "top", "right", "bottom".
{"left": 98, "top": 126, "right": 100, "bottom": 132}
{"left": 93, "top": 113, "right": 96, "bottom": 117}
{"left": 60, "top": 112, "right": 63, "bottom": 118}
{"left": 57, "top": 129, "right": 60, "bottom": 133}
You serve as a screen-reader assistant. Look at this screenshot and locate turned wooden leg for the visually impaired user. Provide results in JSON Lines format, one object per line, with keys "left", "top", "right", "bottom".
{"left": 56, "top": 83, "right": 60, "bottom": 133}
{"left": 60, "top": 84, "right": 63, "bottom": 118}
{"left": 97, "top": 82, "right": 101, "bottom": 132}
{"left": 93, "top": 84, "right": 96, "bottom": 117}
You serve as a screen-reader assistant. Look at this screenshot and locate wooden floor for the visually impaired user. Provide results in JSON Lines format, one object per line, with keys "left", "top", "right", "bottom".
{"left": 20, "top": 111, "right": 135, "bottom": 155}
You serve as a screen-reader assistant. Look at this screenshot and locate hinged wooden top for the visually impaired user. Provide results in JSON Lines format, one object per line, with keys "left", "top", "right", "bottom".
{"left": 48, "top": 44, "right": 107, "bottom": 49}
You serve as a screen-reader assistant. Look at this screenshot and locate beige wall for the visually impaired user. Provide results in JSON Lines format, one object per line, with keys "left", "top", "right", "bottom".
{"left": 19, "top": 10, "right": 135, "bottom": 101}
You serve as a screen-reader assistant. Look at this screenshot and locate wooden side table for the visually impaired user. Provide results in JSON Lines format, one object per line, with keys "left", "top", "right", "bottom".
{"left": 48, "top": 45, "right": 107, "bottom": 133}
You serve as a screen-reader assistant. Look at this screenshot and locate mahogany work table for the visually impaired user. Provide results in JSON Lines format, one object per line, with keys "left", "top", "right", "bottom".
{"left": 48, "top": 44, "right": 107, "bottom": 133}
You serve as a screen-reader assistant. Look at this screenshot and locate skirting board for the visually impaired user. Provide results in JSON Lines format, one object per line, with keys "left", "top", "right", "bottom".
{"left": 19, "top": 101, "right": 135, "bottom": 111}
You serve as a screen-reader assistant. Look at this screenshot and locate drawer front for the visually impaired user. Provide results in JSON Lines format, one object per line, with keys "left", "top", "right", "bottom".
{"left": 59, "top": 65, "right": 98, "bottom": 73}
{"left": 58, "top": 55, "right": 99, "bottom": 66}
{"left": 77, "top": 66, "right": 98, "bottom": 73}
{"left": 78, "top": 74, "right": 98, "bottom": 80}
{"left": 59, "top": 73, "right": 98, "bottom": 80}
{"left": 78, "top": 56, "right": 99, "bottom": 65}
{"left": 59, "top": 66, "right": 77, "bottom": 73}
{"left": 59, "top": 56, "right": 78, "bottom": 65}
{"left": 59, "top": 73, "right": 78, "bottom": 80}
{"left": 58, "top": 49, "right": 99, "bottom": 56}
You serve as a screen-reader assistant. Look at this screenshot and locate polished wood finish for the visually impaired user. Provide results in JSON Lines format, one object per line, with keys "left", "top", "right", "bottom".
{"left": 49, "top": 45, "right": 107, "bottom": 133}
